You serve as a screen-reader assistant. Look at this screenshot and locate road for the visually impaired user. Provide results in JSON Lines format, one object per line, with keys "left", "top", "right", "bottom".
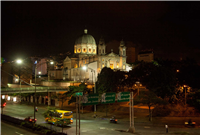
{"left": 2, "top": 102, "right": 200, "bottom": 135}
{"left": 1, "top": 121, "right": 38, "bottom": 135}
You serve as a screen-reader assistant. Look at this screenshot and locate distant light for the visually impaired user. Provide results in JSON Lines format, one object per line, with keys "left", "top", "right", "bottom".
{"left": 39, "top": 76, "right": 41, "bottom": 78}
{"left": 8, "top": 96, "right": 10, "bottom": 100}
{"left": 50, "top": 61, "right": 54, "bottom": 64}
{"left": 38, "top": 71, "right": 41, "bottom": 74}
{"left": 13, "top": 97, "right": 17, "bottom": 102}
{"left": 2, "top": 95, "right": 5, "bottom": 99}
{"left": 16, "top": 59, "right": 22, "bottom": 64}
{"left": 176, "top": 69, "right": 179, "bottom": 72}
{"left": 82, "top": 66, "right": 87, "bottom": 70}
{"left": 34, "top": 60, "right": 37, "bottom": 64}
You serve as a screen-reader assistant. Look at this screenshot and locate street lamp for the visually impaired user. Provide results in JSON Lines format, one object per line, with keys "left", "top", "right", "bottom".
{"left": 183, "top": 85, "right": 187, "bottom": 105}
{"left": 16, "top": 59, "right": 23, "bottom": 103}
{"left": 82, "top": 65, "right": 96, "bottom": 113}
{"left": 34, "top": 60, "right": 54, "bottom": 124}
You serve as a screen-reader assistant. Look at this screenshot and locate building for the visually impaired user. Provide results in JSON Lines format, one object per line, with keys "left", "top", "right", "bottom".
{"left": 49, "top": 29, "right": 132, "bottom": 83}
{"left": 138, "top": 50, "right": 154, "bottom": 62}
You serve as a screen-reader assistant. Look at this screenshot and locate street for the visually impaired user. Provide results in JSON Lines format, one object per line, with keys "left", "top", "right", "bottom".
{"left": 1, "top": 102, "right": 200, "bottom": 135}
{"left": 1, "top": 121, "right": 38, "bottom": 135}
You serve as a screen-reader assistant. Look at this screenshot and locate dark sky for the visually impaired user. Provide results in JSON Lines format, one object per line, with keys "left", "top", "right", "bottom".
{"left": 1, "top": 1, "right": 200, "bottom": 62}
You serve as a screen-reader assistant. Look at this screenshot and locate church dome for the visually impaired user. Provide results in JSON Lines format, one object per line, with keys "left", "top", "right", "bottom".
{"left": 75, "top": 29, "right": 96, "bottom": 45}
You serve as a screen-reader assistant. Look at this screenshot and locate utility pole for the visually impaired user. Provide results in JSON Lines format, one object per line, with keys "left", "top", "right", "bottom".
{"left": 128, "top": 91, "right": 135, "bottom": 133}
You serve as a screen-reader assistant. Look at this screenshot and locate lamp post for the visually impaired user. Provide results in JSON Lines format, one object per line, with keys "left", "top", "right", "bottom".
{"left": 184, "top": 85, "right": 187, "bottom": 106}
{"left": 16, "top": 59, "right": 22, "bottom": 104}
{"left": 34, "top": 60, "right": 54, "bottom": 124}
{"left": 83, "top": 65, "right": 96, "bottom": 113}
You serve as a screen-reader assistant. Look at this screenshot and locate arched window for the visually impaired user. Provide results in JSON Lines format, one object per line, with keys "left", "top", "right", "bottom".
{"left": 116, "top": 63, "right": 119, "bottom": 68}
{"left": 93, "top": 49, "right": 96, "bottom": 53}
{"left": 89, "top": 48, "right": 92, "bottom": 52}
{"left": 77, "top": 48, "right": 81, "bottom": 53}
{"left": 83, "top": 48, "right": 86, "bottom": 53}
{"left": 123, "top": 64, "right": 126, "bottom": 69}
{"left": 74, "top": 64, "right": 78, "bottom": 68}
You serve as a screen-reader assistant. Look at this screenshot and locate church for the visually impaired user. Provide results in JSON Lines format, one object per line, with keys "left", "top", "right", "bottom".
{"left": 52, "top": 29, "right": 132, "bottom": 83}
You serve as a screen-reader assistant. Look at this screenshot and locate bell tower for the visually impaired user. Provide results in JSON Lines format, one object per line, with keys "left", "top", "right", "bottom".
{"left": 98, "top": 37, "right": 106, "bottom": 55}
{"left": 119, "top": 39, "right": 126, "bottom": 57}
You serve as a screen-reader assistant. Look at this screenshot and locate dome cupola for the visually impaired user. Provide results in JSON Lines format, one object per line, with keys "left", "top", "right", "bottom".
{"left": 74, "top": 29, "right": 97, "bottom": 55}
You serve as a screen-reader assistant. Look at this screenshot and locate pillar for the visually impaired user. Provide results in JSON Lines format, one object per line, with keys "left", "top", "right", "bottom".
{"left": 39, "top": 96, "right": 42, "bottom": 104}
{"left": 48, "top": 92, "right": 51, "bottom": 106}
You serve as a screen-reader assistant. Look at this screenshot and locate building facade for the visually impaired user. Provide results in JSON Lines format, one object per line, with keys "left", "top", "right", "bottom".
{"left": 59, "top": 29, "right": 132, "bottom": 83}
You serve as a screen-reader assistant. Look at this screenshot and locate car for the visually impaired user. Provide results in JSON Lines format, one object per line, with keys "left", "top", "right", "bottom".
{"left": 24, "top": 116, "right": 37, "bottom": 123}
{"left": 0, "top": 102, "right": 6, "bottom": 108}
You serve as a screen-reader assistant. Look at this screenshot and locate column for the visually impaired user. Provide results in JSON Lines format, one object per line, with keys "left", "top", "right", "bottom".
{"left": 48, "top": 92, "right": 51, "bottom": 106}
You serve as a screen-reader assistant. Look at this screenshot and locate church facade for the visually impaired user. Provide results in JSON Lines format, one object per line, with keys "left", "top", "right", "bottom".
{"left": 61, "top": 29, "right": 131, "bottom": 83}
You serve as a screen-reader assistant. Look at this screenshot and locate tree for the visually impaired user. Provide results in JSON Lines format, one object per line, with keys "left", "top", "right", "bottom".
{"left": 51, "top": 93, "right": 68, "bottom": 109}
{"left": 96, "top": 67, "right": 126, "bottom": 93}
{"left": 128, "top": 61, "right": 177, "bottom": 102}
{"left": 135, "top": 91, "right": 166, "bottom": 121}
{"left": 65, "top": 83, "right": 90, "bottom": 105}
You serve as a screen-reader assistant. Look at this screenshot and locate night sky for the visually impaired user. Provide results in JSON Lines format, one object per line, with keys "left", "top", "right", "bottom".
{"left": 1, "top": 1, "right": 200, "bottom": 62}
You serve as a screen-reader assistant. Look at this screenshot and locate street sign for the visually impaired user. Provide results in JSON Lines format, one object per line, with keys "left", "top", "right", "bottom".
{"left": 117, "top": 92, "right": 130, "bottom": 102}
{"left": 101, "top": 92, "right": 116, "bottom": 104}
{"left": 81, "top": 93, "right": 99, "bottom": 106}
{"left": 75, "top": 92, "right": 83, "bottom": 96}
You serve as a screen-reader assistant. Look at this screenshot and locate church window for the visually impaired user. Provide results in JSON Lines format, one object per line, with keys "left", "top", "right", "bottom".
{"left": 123, "top": 50, "right": 125, "bottom": 55}
{"left": 117, "top": 63, "right": 119, "bottom": 68}
{"left": 110, "top": 64, "right": 114, "bottom": 69}
{"left": 123, "top": 65, "right": 126, "bottom": 69}
{"left": 74, "top": 64, "right": 78, "bottom": 68}
{"left": 78, "top": 48, "right": 81, "bottom": 53}
{"left": 83, "top": 48, "right": 86, "bottom": 53}
{"left": 102, "top": 59, "right": 104, "bottom": 61}
{"left": 93, "top": 49, "right": 96, "bottom": 53}
{"left": 89, "top": 48, "right": 92, "bottom": 52}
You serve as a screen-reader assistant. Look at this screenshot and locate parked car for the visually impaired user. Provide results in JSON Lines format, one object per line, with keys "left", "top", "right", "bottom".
{"left": 24, "top": 116, "right": 37, "bottom": 123}
{"left": 0, "top": 102, "right": 6, "bottom": 108}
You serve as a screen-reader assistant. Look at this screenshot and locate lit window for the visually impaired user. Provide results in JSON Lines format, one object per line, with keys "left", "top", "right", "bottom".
{"left": 102, "top": 64, "right": 104, "bottom": 68}
{"left": 83, "top": 48, "right": 86, "bottom": 53}
{"left": 93, "top": 49, "right": 96, "bottom": 53}
{"left": 77, "top": 48, "right": 81, "bottom": 53}
{"left": 8, "top": 96, "right": 10, "bottom": 101}
{"left": 2, "top": 95, "right": 5, "bottom": 99}
{"left": 74, "top": 64, "right": 78, "bottom": 68}
{"left": 123, "top": 65, "right": 126, "bottom": 69}
{"left": 110, "top": 64, "right": 114, "bottom": 69}
{"left": 102, "top": 59, "right": 104, "bottom": 61}
{"left": 13, "top": 97, "right": 17, "bottom": 102}
{"left": 89, "top": 48, "right": 91, "bottom": 52}
{"left": 117, "top": 63, "right": 119, "bottom": 68}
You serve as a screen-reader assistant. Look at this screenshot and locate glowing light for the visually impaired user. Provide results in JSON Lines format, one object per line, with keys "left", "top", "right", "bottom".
{"left": 16, "top": 59, "right": 22, "bottom": 64}
{"left": 50, "top": 61, "right": 54, "bottom": 64}
{"left": 2, "top": 95, "right": 5, "bottom": 99}
{"left": 13, "top": 97, "right": 17, "bottom": 102}
{"left": 82, "top": 66, "right": 87, "bottom": 70}
{"left": 8, "top": 96, "right": 10, "bottom": 100}
{"left": 38, "top": 71, "right": 41, "bottom": 74}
